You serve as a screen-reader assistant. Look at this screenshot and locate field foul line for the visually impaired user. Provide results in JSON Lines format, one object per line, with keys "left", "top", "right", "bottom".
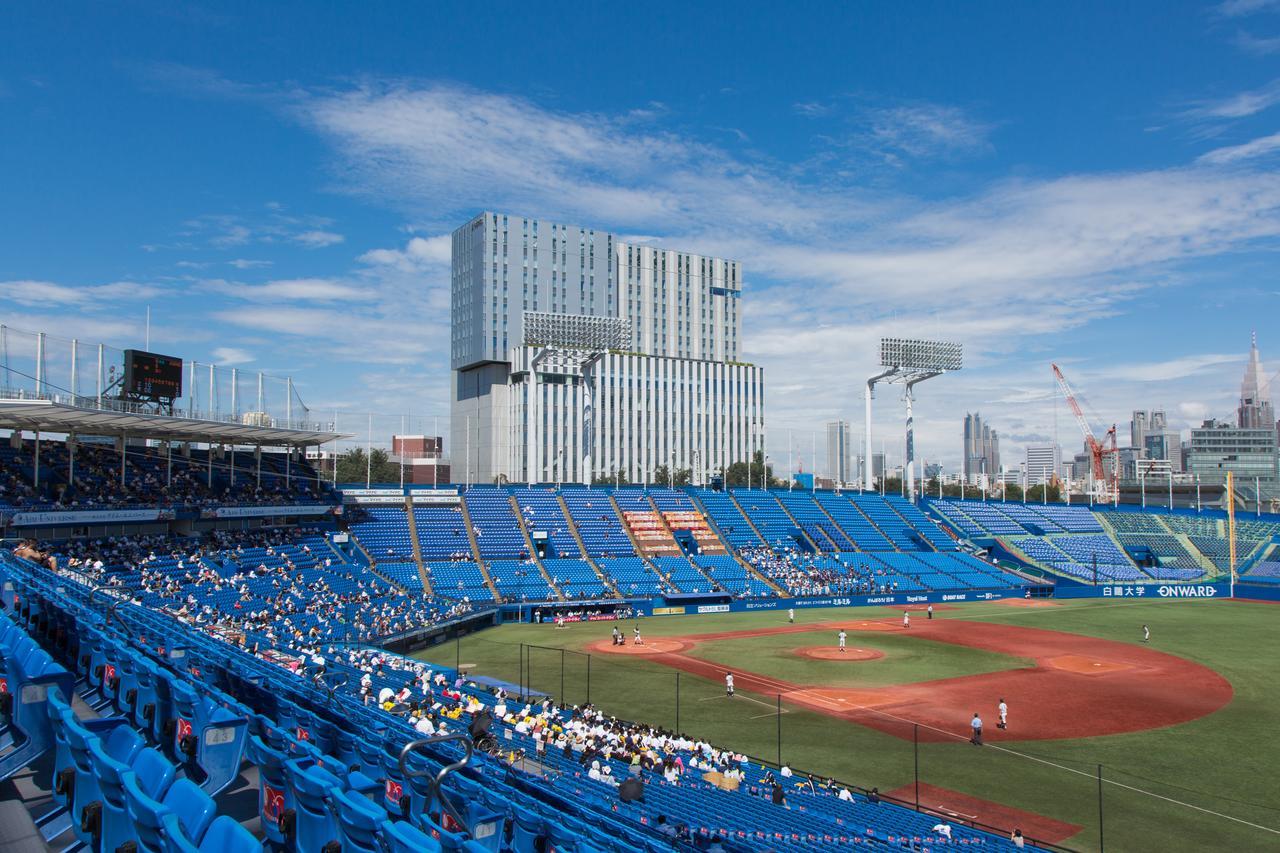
{"left": 808, "top": 679, "right": 1280, "bottom": 837}
{"left": 699, "top": 693, "right": 784, "bottom": 713}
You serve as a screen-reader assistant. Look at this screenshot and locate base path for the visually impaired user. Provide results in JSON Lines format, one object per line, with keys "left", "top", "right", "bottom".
{"left": 592, "top": 618, "right": 1233, "bottom": 742}
{"left": 885, "top": 783, "right": 1082, "bottom": 844}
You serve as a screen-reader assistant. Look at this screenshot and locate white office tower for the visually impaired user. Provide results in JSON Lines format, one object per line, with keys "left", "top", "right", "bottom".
{"left": 451, "top": 212, "right": 765, "bottom": 484}
{"left": 826, "top": 421, "right": 854, "bottom": 484}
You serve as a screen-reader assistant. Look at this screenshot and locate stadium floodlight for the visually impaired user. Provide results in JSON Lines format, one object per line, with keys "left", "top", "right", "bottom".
{"left": 880, "top": 338, "right": 963, "bottom": 372}
{"left": 523, "top": 312, "right": 631, "bottom": 352}
{"left": 523, "top": 312, "right": 632, "bottom": 485}
{"left": 865, "top": 337, "right": 963, "bottom": 500}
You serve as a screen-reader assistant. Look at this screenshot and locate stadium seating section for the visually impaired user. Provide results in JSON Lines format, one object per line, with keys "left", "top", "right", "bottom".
{"left": 0, "top": 544, "right": 1043, "bottom": 850}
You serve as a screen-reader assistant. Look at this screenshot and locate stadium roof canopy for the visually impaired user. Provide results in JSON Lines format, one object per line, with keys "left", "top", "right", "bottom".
{"left": 0, "top": 397, "right": 347, "bottom": 447}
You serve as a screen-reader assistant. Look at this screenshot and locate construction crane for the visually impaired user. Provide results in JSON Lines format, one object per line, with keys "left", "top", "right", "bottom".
{"left": 1051, "top": 363, "right": 1118, "bottom": 501}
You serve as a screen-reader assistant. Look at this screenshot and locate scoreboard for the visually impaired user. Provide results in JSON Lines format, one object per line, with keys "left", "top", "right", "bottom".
{"left": 123, "top": 349, "right": 183, "bottom": 400}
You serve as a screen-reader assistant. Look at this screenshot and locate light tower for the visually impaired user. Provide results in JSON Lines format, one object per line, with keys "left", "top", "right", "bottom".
{"left": 865, "top": 338, "right": 963, "bottom": 500}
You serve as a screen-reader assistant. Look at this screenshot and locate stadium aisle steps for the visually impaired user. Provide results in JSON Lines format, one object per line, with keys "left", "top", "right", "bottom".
{"left": 507, "top": 494, "right": 564, "bottom": 600}
{"left": 402, "top": 499, "right": 435, "bottom": 594}
{"left": 457, "top": 494, "right": 503, "bottom": 602}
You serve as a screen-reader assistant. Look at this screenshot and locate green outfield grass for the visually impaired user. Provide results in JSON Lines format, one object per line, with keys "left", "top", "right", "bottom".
{"left": 414, "top": 599, "right": 1280, "bottom": 852}
{"left": 685, "top": 629, "right": 1033, "bottom": 688}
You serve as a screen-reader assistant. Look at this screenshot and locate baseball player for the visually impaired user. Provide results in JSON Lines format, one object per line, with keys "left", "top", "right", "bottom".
{"left": 903, "top": 610, "right": 910, "bottom": 629}
{"left": 838, "top": 629, "right": 847, "bottom": 652}
{"left": 1142, "top": 624, "right": 1150, "bottom": 643}
{"left": 927, "top": 604, "right": 934, "bottom": 620}
{"left": 788, "top": 608, "right": 795, "bottom": 624}
{"left": 997, "top": 698, "right": 1008, "bottom": 730}
{"left": 725, "top": 672, "right": 735, "bottom": 698}
{"left": 633, "top": 626, "right": 644, "bottom": 645}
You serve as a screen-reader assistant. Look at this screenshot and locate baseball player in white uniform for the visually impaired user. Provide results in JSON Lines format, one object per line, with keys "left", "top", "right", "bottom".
{"left": 997, "top": 698, "right": 1008, "bottom": 730}
{"left": 903, "top": 610, "right": 911, "bottom": 629}
{"left": 725, "top": 672, "right": 735, "bottom": 697}
{"left": 788, "top": 608, "right": 795, "bottom": 624}
{"left": 838, "top": 630, "right": 847, "bottom": 652}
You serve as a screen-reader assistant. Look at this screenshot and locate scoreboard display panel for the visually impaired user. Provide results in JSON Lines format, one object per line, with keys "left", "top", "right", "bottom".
{"left": 123, "top": 349, "right": 183, "bottom": 400}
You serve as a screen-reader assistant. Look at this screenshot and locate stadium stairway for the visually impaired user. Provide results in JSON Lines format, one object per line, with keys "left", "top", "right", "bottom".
{"left": 459, "top": 495, "right": 504, "bottom": 603}
{"left": 643, "top": 497, "right": 722, "bottom": 590}
{"left": 345, "top": 533, "right": 410, "bottom": 593}
{"left": 808, "top": 495, "right": 859, "bottom": 552}
{"left": 726, "top": 491, "right": 770, "bottom": 545}
{"left": 684, "top": 492, "right": 787, "bottom": 595}
{"left": 507, "top": 495, "right": 564, "bottom": 600}
{"left": 403, "top": 499, "right": 436, "bottom": 594}
{"left": 554, "top": 493, "right": 622, "bottom": 598}
{"left": 770, "top": 493, "right": 824, "bottom": 553}
{"left": 848, "top": 498, "right": 897, "bottom": 550}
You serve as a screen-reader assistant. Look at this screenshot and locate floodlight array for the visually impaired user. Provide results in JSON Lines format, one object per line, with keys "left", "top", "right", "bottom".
{"left": 523, "top": 312, "right": 631, "bottom": 352}
{"left": 880, "top": 337, "right": 963, "bottom": 371}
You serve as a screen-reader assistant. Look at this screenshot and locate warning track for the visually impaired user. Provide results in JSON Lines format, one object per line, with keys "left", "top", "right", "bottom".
{"left": 590, "top": 618, "right": 1233, "bottom": 742}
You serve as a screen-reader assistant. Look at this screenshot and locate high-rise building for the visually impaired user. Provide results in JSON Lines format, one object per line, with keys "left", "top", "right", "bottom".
{"left": 962, "top": 412, "right": 1000, "bottom": 484}
{"left": 825, "top": 421, "right": 854, "bottom": 484}
{"left": 1186, "top": 419, "right": 1278, "bottom": 485}
{"left": 1131, "top": 409, "right": 1180, "bottom": 472}
{"left": 451, "top": 212, "right": 765, "bottom": 484}
{"left": 1025, "top": 444, "right": 1062, "bottom": 485}
{"left": 1238, "top": 332, "right": 1275, "bottom": 430}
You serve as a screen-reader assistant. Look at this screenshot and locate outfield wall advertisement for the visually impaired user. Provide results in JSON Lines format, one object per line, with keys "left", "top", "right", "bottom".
{"left": 1052, "top": 581, "right": 1231, "bottom": 599}
{"left": 642, "top": 587, "right": 1020, "bottom": 616}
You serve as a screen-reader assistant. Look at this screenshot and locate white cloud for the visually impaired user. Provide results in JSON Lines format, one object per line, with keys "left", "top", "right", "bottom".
{"left": 358, "top": 234, "right": 450, "bottom": 272}
{"left": 1198, "top": 130, "right": 1280, "bottom": 163}
{"left": 1233, "top": 30, "right": 1280, "bottom": 54}
{"left": 1218, "top": 0, "right": 1280, "bottom": 17}
{"left": 0, "top": 279, "right": 163, "bottom": 307}
{"left": 229, "top": 258, "right": 273, "bottom": 269}
{"left": 860, "top": 103, "right": 994, "bottom": 162}
{"left": 206, "top": 277, "right": 364, "bottom": 303}
{"left": 1182, "top": 78, "right": 1280, "bottom": 120}
{"left": 294, "top": 229, "right": 345, "bottom": 248}
{"left": 211, "top": 346, "right": 253, "bottom": 365}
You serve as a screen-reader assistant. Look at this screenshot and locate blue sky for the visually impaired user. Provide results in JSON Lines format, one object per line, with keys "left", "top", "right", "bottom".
{"left": 2, "top": 0, "right": 1279, "bottom": 471}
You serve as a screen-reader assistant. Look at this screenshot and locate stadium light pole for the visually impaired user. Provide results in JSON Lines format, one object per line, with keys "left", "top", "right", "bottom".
{"left": 868, "top": 339, "right": 962, "bottom": 500}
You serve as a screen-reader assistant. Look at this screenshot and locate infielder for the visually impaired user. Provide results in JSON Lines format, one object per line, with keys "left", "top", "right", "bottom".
{"left": 725, "top": 672, "right": 735, "bottom": 698}
{"left": 1142, "top": 624, "right": 1150, "bottom": 643}
{"left": 997, "top": 698, "right": 1008, "bottom": 730}
{"left": 788, "top": 608, "right": 795, "bottom": 624}
{"left": 903, "top": 610, "right": 910, "bottom": 629}
{"left": 838, "top": 629, "right": 847, "bottom": 652}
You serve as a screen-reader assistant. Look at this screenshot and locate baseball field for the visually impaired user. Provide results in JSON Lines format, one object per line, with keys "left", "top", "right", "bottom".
{"left": 415, "top": 597, "right": 1280, "bottom": 851}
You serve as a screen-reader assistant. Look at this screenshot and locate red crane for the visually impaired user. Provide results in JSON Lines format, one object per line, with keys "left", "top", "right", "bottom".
{"left": 1052, "top": 363, "right": 1118, "bottom": 498}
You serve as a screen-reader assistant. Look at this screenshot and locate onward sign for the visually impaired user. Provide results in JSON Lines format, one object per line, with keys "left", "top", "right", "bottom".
{"left": 1157, "top": 584, "right": 1219, "bottom": 598}
{"left": 1058, "top": 581, "right": 1231, "bottom": 600}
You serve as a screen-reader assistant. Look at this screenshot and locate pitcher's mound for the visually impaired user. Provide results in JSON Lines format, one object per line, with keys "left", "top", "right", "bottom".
{"left": 587, "top": 638, "right": 690, "bottom": 655}
{"left": 795, "top": 646, "right": 885, "bottom": 662}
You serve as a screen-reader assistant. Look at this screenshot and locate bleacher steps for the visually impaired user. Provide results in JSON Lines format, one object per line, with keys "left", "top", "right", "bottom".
{"left": 769, "top": 494, "right": 822, "bottom": 552}
{"left": 556, "top": 494, "right": 622, "bottom": 598}
{"left": 403, "top": 497, "right": 434, "bottom": 595}
{"left": 610, "top": 494, "right": 675, "bottom": 589}
{"left": 727, "top": 491, "right": 770, "bottom": 545}
{"left": 508, "top": 495, "right": 564, "bottom": 600}
{"left": 459, "top": 491, "right": 503, "bottom": 603}
{"left": 848, "top": 498, "right": 898, "bottom": 551}
{"left": 686, "top": 492, "right": 787, "bottom": 595}
{"left": 346, "top": 535, "right": 409, "bottom": 593}
{"left": 646, "top": 495, "right": 719, "bottom": 589}
{"left": 1172, "top": 532, "right": 1220, "bottom": 574}
{"left": 886, "top": 500, "right": 937, "bottom": 551}
{"left": 811, "top": 498, "right": 858, "bottom": 552}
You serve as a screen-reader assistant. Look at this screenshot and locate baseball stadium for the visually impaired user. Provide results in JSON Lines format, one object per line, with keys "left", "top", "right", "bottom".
{"left": 5, "top": 5, "right": 1280, "bottom": 852}
{"left": 0, "top": 328, "right": 1277, "bottom": 852}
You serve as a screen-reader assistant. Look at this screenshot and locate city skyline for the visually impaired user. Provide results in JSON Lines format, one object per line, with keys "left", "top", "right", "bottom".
{"left": 2, "top": 3, "right": 1279, "bottom": 473}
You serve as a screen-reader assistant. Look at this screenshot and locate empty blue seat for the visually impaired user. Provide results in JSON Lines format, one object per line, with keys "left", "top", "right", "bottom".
{"left": 123, "top": 774, "right": 217, "bottom": 853}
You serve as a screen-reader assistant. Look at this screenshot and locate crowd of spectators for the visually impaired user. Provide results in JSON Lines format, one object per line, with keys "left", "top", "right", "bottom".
{"left": 11, "top": 526, "right": 474, "bottom": 644}
{"left": 742, "top": 546, "right": 902, "bottom": 596}
{"left": 0, "top": 439, "right": 333, "bottom": 510}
